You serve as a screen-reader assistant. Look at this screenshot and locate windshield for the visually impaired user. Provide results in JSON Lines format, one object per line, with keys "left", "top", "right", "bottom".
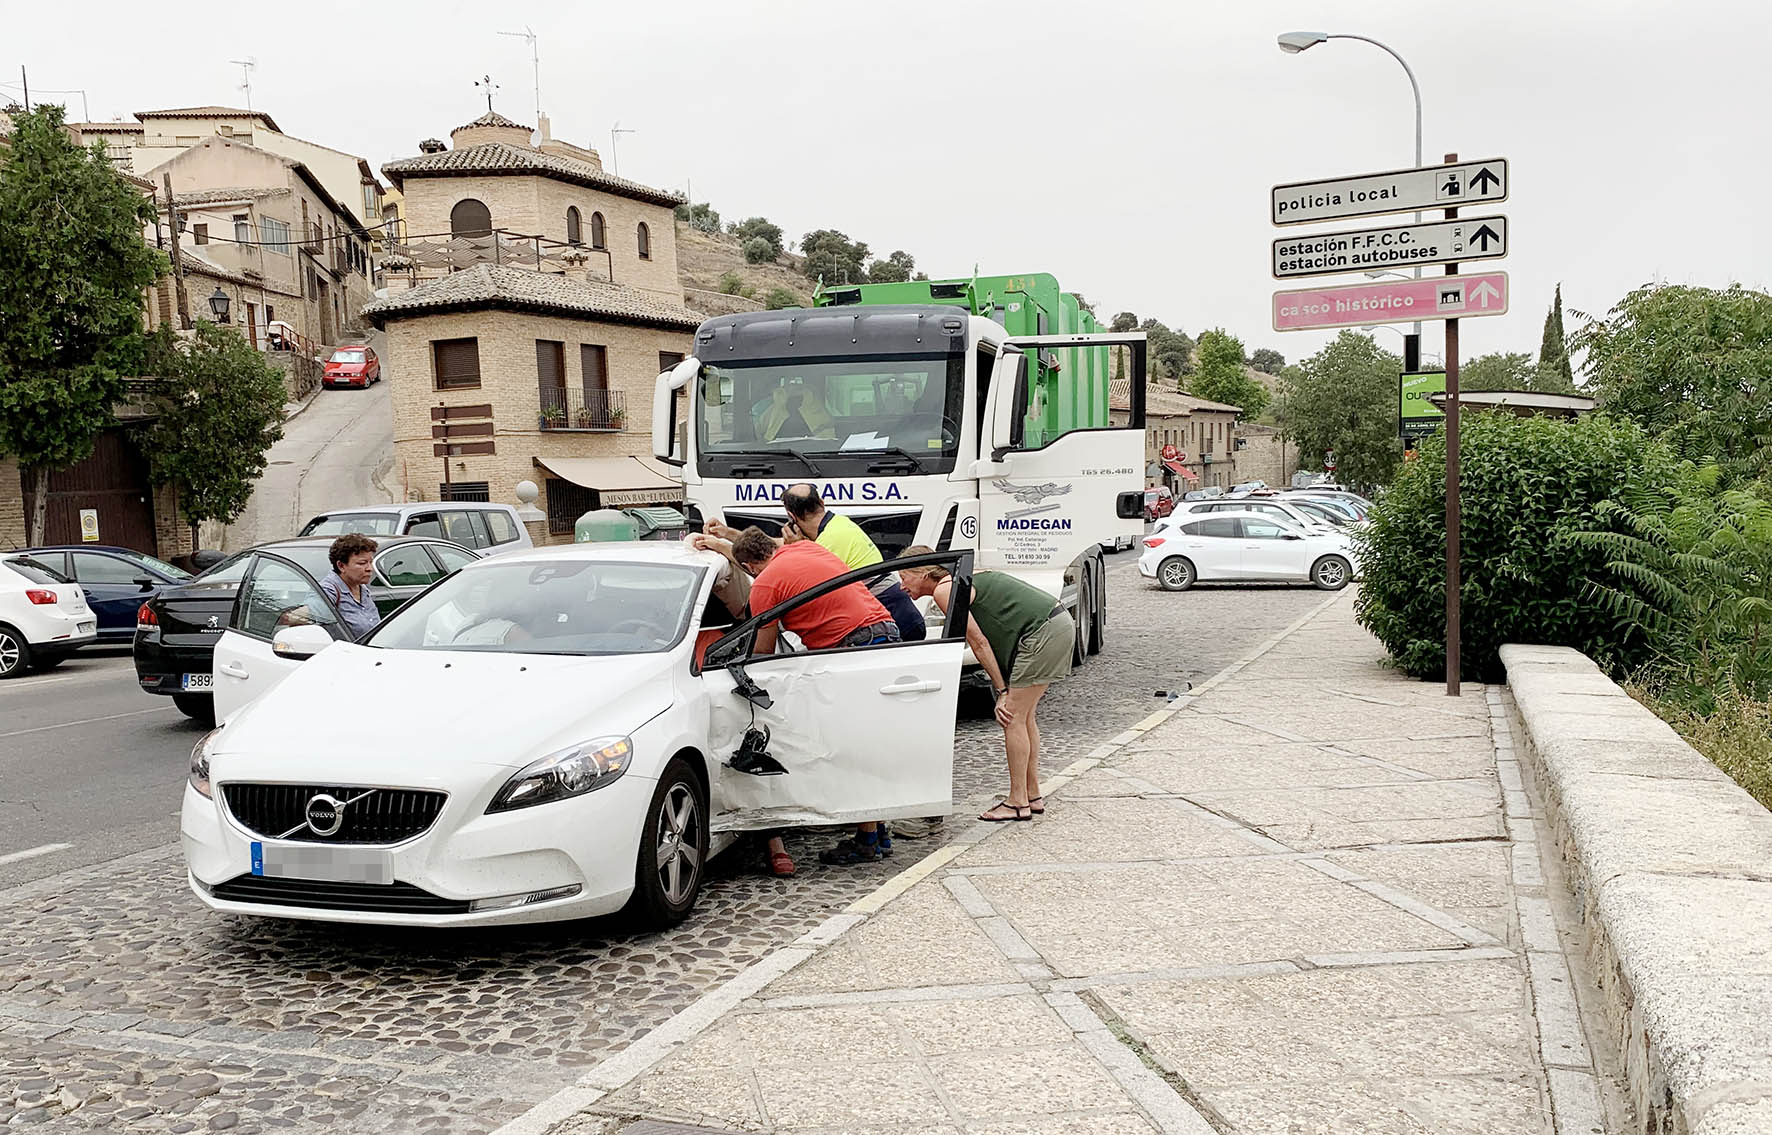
{"left": 3, "top": 556, "right": 71, "bottom": 585}
{"left": 115, "top": 549, "right": 192, "bottom": 580}
{"left": 697, "top": 353, "right": 964, "bottom": 476}
{"left": 330, "top": 349, "right": 367, "bottom": 362}
{"left": 300, "top": 513, "right": 400, "bottom": 536}
{"left": 366, "top": 559, "right": 703, "bottom": 655}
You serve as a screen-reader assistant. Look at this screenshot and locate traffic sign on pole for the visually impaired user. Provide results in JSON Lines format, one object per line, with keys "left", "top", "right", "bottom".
{"left": 1272, "top": 216, "right": 1507, "bottom": 279}
{"left": 1272, "top": 271, "right": 1509, "bottom": 333}
{"left": 1271, "top": 158, "right": 1507, "bottom": 226}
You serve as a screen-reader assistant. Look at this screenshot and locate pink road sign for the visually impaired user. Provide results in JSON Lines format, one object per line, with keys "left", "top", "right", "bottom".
{"left": 1272, "top": 271, "right": 1509, "bottom": 333}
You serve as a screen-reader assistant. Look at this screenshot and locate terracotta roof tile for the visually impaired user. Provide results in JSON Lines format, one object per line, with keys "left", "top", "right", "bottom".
{"left": 134, "top": 106, "right": 282, "bottom": 131}
{"left": 457, "top": 110, "right": 531, "bottom": 132}
{"left": 362, "top": 264, "right": 703, "bottom": 330}
{"left": 382, "top": 141, "right": 683, "bottom": 207}
{"left": 1110, "top": 378, "right": 1243, "bottom": 416}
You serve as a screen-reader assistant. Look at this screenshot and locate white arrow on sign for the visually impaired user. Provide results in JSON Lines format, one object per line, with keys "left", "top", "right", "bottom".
{"left": 1470, "top": 280, "right": 1502, "bottom": 310}
{"left": 1272, "top": 159, "right": 1507, "bottom": 227}
{"left": 1272, "top": 215, "right": 1508, "bottom": 280}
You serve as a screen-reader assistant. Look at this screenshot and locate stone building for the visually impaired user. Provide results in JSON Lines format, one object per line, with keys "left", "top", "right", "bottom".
{"left": 1110, "top": 381, "right": 1244, "bottom": 492}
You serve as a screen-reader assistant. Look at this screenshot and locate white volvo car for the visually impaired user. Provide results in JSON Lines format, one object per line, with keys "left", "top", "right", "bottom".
{"left": 181, "top": 543, "right": 971, "bottom": 928}
{"left": 1138, "top": 511, "right": 1356, "bottom": 592}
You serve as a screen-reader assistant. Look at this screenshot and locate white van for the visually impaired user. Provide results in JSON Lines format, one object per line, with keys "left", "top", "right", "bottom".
{"left": 298, "top": 503, "right": 533, "bottom": 555}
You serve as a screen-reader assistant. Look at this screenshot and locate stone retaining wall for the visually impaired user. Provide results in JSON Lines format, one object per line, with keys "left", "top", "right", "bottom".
{"left": 1500, "top": 644, "right": 1772, "bottom": 1135}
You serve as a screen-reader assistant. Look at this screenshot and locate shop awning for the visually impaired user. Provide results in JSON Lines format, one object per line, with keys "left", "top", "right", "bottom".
{"left": 1165, "top": 459, "right": 1198, "bottom": 484}
{"left": 533, "top": 455, "right": 684, "bottom": 506}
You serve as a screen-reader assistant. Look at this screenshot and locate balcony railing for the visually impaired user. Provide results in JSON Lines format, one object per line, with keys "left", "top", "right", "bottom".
{"left": 539, "top": 387, "right": 626, "bottom": 432}
{"left": 383, "top": 228, "right": 613, "bottom": 282}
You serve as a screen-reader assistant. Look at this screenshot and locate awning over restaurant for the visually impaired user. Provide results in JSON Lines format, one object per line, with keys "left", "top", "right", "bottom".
{"left": 1164, "top": 459, "right": 1198, "bottom": 484}
{"left": 533, "top": 455, "right": 684, "bottom": 507}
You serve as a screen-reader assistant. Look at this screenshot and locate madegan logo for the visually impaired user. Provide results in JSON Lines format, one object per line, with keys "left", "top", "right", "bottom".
{"left": 991, "top": 480, "right": 1073, "bottom": 505}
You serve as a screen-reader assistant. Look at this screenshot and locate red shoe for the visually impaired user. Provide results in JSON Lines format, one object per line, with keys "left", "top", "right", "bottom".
{"left": 769, "top": 850, "right": 797, "bottom": 877}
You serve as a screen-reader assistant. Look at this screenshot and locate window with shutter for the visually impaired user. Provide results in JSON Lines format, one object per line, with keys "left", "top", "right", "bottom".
{"left": 566, "top": 207, "right": 582, "bottom": 245}
{"left": 637, "top": 222, "right": 651, "bottom": 260}
{"left": 580, "top": 345, "right": 608, "bottom": 393}
{"left": 536, "top": 340, "right": 566, "bottom": 412}
{"left": 192, "top": 223, "right": 208, "bottom": 245}
{"left": 590, "top": 212, "right": 605, "bottom": 249}
{"left": 433, "top": 338, "right": 482, "bottom": 390}
{"left": 450, "top": 198, "right": 491, "bottom": 238}
{"left": 659, "top": 351, "right": 685, "bottom": 374}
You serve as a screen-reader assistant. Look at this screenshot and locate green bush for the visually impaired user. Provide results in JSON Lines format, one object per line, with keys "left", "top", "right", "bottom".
{"left": 742, "top": 237, "right": 775, "bottom": 265}
{"left": 1354, "top": 411, "right": 1678, "bottom": 682}
{"left": 717, "top": 270, "right": 746, "bottom": 295}
{"left": 763, "top": 286, "right": 801, "bottom": 310}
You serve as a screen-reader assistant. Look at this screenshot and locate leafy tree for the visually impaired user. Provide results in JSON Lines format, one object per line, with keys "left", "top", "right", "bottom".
{"left": 867, "top": 250, "right": 916, "bottom": 284}
{"left": 674, "top": 202, "right": 722, "bottom": 234}
{"left": 1353, "top": 412, "right": 1681, "bottom": 682}
{"left": 1071, "top": 292, "right": 1097, "bottom": 316}
{"left": 731, "top": 217, "right": 784, "bottom": 260}
{"left": 742, "top": 236, "right": 776, "bottom": 265}
{"left": 0, "top": 104, "right": 165, "bottom": 545}
{"left": 1110, "top": 311, "right": 1139, "bottom": 334}
{"left": 800, "top": 229, "right": 869, "bottom": 286}
{"left": 1139, "top": 318, "right": 1194, "bottom": 382}
{"left": 1274, "top": 331, "right": 1402, "bottom": 494}
{"left": 1188, "top": 329, "right": 1268, "bottom": 417}
{"left": 1573, "top": 283, "right": 1772, "bottom": 475}
{"left": 139, "top": 323, "right": 287, "bottom": 547}
{"left": 763, "top": 286, "right": 802, "bottom": 310}
{"left": 1249, "top": 347, "right": 1285, "bottom": 375}
{"left": 1535, "top": 284, "right": 1575, "bottom": 393}
{"left": 1460, "top": 351, "right": 1535, "bottom": 392}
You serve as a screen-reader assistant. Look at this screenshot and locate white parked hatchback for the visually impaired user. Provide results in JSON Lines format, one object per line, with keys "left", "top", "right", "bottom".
{"left": 0, "top": 554, "right": 98, "bottom": 678}
{"left": 1139, "top": 511, "right": 1356, "bottom": 592}
{"left": 181, "top": 542, "right": 972, "bottom": 928}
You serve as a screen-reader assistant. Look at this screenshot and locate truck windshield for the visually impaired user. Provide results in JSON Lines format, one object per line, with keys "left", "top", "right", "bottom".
{"left": 697, "top": 353, "right": 964, "bottom": 476}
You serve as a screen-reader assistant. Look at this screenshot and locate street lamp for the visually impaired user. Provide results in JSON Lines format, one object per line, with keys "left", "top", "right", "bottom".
{"left": 1279, "top": 30, "right": 1423, "bottom": 367}
{"left": 206, "top": 287, "right": 231, "bottom": 323}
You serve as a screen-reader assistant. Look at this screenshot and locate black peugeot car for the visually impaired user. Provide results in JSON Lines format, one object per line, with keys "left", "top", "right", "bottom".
{"left": 134, "top": 536, "right": 479, "bottom": 723}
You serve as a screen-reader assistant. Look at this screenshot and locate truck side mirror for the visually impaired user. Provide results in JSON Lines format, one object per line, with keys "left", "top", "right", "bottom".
{"left": 652, "top": 358, "right": 700, "bottom": 466}
{"left": 988, "top": 351, "right": 1030, "bottom": 460}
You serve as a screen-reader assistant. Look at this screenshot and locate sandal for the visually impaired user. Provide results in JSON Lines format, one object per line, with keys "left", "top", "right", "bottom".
{"left": 768, "top": 850, "right": 796, "bottom": 877}
{"left": 979, "top": 801, "right": 1032, "bottom": 822}
{"left": 1029, "top": 796, "right": 1046, "bottom": 815}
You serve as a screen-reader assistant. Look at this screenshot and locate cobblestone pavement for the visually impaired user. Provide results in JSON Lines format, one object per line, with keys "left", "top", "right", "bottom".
{"left": 0, "top": 559, "right": 1329, "bottom": 1133}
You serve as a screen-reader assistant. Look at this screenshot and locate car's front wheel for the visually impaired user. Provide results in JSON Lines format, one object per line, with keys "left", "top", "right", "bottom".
{"left": 1157, "top": 556, "right": 1195, "bottom": 592}
{"left": 173, "top": 693, "right": 215, "bottom": 726}
{"left": 0, "top": 626, "right": 31, "bottom": 679}
{"left": 626, "top": 757, "right": 708, "bottom": 929}
{"left": 1311, "top": 555, "right": 1353, "bottom": 591}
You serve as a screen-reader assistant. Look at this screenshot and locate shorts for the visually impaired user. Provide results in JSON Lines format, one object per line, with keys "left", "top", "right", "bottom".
{"left": 1008, "top": 610, "right": 1075, "bottom": 688}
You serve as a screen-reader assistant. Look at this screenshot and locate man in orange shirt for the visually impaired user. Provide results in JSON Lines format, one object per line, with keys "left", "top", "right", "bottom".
{"left": 688, "top": 526, "right": 901, "bottom": 869}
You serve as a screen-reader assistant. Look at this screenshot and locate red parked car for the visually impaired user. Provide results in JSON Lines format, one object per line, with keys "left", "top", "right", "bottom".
{"left": 322, "top": 346, "right": 381, "bottom": 388}
{"left": 1143, "top": 486, "right": 1175, "bottom": 522}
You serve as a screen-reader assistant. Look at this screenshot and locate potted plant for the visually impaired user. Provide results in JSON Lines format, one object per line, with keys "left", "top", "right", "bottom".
{"left": 575, "top": 406, "right": 598, "bottom": 429}
{"left": 539, "top": 404, "right": 566, "bottom": 429}
{"left": 607, "top": 408, "right": 626, "bottom": 430}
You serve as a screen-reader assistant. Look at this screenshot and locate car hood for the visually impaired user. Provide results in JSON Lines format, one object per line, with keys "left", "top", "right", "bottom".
{"left": 213, "top": 644, "right": 679, "bottom": 781}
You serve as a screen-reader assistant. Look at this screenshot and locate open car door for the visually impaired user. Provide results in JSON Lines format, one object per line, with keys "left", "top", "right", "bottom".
{"left": 978, "top": 334, "right": 1148, "bottom": 579}
{"left": 212, "top": 553, "right": 349, "bottom": 723}
{"left": 701, "top": 550, "right": 972, "bottom": 833}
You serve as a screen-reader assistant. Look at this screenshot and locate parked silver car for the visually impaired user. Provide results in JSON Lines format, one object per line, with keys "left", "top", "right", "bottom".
{"left": 299, "top": 503, "right": 533, "bottom": 555}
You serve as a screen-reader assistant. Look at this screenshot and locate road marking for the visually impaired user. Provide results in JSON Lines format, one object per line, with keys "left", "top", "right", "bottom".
{"left": 0, "top": 706, "right": 172, "bottom": 739}
{"left": 0, "top": 843, "right": 72, "bottom": 867}
{"left": 0, "top": 659, "right": 135, "bottom": 692}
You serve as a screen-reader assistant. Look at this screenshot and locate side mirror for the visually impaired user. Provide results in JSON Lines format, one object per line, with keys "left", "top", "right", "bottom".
{"left": 135, "top": 575, "right": 157, "bottom": 589}
{"left": 652, "top": 357, "right": 699, "bottom": 466}
{"left": 272, "top": 624, "right": 337, "bottom": 661}
{"left": 1281, "top": 533, "right": 1304, "bottom": 541}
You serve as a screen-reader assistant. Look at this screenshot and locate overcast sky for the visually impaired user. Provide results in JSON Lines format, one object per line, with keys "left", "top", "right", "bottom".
{"left": 11, "top": 0, "right": 1771, "bottom": 370}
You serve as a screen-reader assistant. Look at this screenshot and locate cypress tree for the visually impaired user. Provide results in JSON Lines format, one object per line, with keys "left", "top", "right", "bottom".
{"left": 1535, "top": 284, "right": 1576, "bottom": 393}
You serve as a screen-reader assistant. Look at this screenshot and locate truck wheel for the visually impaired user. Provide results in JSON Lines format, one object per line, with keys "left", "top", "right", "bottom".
{"left": 1311, "top": 555, "right": 1353, "bottom": 591}
{"left": 1072, "top": 571, "right": 1092, "bottom": 665}
{"left": 1088, "top": 560, "right": 1106, "bottom": 656}
{"left": 1157, "top": 557, "right": 1195, "bottom": 592}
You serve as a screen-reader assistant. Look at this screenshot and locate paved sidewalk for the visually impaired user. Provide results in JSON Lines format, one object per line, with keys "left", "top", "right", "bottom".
{"left": 537, "top": 592, "right": 1596, "bottom": 1135}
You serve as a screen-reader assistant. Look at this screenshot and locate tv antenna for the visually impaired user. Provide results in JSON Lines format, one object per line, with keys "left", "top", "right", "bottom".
{"left": 610, "top": 121, "right": 637, "bottom": 175}
{"left": 475, "top": 74, "right": 499, "bottom": 113}
{"left": 229, "top": 58, "right": 257, "bottom": 111}
{"left": 498, "top": 27, "right": 540, "bottom": 123}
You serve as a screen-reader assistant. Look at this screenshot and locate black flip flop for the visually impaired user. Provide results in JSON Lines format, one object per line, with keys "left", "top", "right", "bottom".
{"left": 1029, "top": 796, "right": 1046, "bottom": 815}
{"left": 979, "top": 801, "right": 1032, "bottom": 822}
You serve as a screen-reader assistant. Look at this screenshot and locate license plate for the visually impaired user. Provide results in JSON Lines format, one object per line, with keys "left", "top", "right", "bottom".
{"left": 251, "top": 841, "right": 394, "bottom": 885}
{"left": 76, "top": 621, "right": 95, "bottom": 634}
{"left": 181, "top": 672, "right": 213, "bottom": 691}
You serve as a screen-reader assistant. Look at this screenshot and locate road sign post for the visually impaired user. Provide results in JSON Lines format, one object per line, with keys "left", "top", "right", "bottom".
{"left": 1443, "top": 153, "right": 1462, "bottom": 699}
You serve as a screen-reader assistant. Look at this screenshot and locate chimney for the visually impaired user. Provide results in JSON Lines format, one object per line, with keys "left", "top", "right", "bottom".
{"left": 418, "top": 138, "right": 446, "bottom": 154}
{"left": 537, "top": 112, "right": 552, "bottom": 142}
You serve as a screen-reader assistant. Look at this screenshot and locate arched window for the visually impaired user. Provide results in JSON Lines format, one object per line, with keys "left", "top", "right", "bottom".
{"left": 565, "top": 206, "right": 582, "bottom": 245}
{"left": 637, "top": 221, "right": 651, "bottom": 260}
{"left": 450, "top": 198, "right": 491, "bottom": 237}
{"left": 589, "top": 211, "right": 606, "bottom": 249}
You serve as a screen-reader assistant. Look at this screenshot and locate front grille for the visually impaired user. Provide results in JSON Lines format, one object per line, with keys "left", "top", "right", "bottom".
{"left": 223, "top": 784, "right": 447, "bottom": 844}
{"left": 207, "top": 875, "right": 470, "bottom": 914}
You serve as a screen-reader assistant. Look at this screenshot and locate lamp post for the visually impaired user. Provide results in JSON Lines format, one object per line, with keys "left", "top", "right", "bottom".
{"left": 206, "top": 287, "right": 231, "bottom": 324}
{"left": 1279, "top": 31, "right": 1423, "bottom": 371}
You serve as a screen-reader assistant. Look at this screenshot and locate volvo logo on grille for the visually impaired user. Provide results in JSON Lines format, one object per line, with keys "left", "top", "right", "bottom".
{"left": 304, "top": 793, "right": 345, "bottom": 837}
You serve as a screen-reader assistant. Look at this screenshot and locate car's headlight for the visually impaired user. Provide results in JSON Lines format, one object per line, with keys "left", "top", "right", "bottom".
{"left": 487, "top": 736, "right": 632, "bottom": 813}
{"left": 190, "top": 729, "right": 220, "bottom": 798}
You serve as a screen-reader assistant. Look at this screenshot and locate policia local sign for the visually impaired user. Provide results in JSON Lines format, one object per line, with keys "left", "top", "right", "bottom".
{"left": 1271, "top": 158, "right": 1508, "bottom": 226}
